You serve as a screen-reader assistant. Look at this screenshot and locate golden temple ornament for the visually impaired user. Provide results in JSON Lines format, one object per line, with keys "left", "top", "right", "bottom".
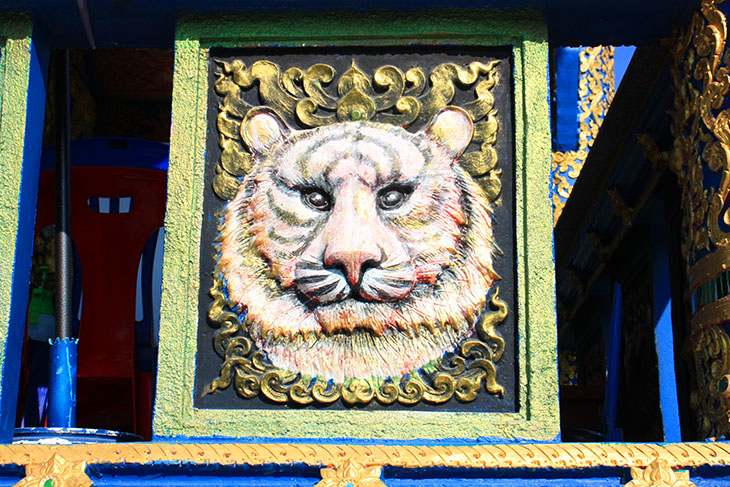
{"left": 315, "top": 460, "right": 387, "bottom": 487}
{"left": 624, "top": 459, "right": 696, "bottom": 487}
{"left": 206, "top": 275, "right": 508, "bottom": 406}
{"left": 552, "top": 46, "right": 615, "bottom": 225}
{"left": 669, "top": 0, "right": 730, "bottom": 439}
{"left": 213, "top": 59, "right": 502, "bottom": 203}
{"left": 14, "top": 453, "right": 93, "bottom": 487}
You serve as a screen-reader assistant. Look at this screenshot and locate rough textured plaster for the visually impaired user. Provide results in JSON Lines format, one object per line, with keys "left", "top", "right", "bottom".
{"left": 0, "top": 15, "right": 35, "bottom": 442}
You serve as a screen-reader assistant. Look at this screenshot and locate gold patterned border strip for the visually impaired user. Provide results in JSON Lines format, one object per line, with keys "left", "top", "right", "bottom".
{"left": 3, "top": 442, "right": 730, "bottom": 470}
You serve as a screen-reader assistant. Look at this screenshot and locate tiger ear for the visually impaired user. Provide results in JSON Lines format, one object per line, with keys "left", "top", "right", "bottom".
{"left": 241, "top": 107, "right": 291, "bottom": 156}
{"left": 424, "top": 106, "right": 474, "bottom": 159}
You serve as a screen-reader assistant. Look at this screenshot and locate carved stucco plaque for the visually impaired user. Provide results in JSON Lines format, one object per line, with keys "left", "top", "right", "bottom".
{"left": 194, "top": 49, "right": 516, "bottom": 411}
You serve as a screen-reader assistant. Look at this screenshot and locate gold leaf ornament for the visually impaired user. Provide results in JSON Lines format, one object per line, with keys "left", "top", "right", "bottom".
{"left": 624, "top": 459, "right": 696, "bottom": 487}
{"left": 212, "top": 58, "right": 502, "bottom": 202}
{"left": 315, "top": 460, "right": 387, "bottom": 487}
{"left": 551, "top": 46, "right": 615, "bottom": 225}
{"left": 14, "top": 454, "right": 93, "bottom": 487}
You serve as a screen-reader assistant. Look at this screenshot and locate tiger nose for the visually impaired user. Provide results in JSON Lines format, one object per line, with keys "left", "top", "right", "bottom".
{"left": 322, "top": 201, "right": 383, "bottom": 286}
{"left": 324, "top": 237, "right": 382, "bottom": 286}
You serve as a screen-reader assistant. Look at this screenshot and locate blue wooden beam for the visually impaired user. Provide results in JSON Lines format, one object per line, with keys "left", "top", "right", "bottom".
{"left": 652, "top": 226, "right": 681, "bottom": 442}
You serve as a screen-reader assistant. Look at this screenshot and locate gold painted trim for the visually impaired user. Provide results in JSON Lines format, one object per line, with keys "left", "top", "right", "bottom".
{"left": 316, "top": 460, "right": 387, "bottom": 487}
{"left": 689, "top": 244, "right": 730, "bottom": 292}
{"left": 14, "top": 453, "right": 92, "bottom": 487}
{"left": 691, "top": 294, "right": 730, "bottom": 329}
{"left": 3, "top": 443, "right": 730, "bottom": 470}
{"left": 625, "top": 458, "right": 696, "bottom": 487}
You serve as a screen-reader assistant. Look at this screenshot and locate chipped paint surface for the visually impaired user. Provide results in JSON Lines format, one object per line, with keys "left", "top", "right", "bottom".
{"left": 154, "top": 9, "right": 557, "bottom": 441}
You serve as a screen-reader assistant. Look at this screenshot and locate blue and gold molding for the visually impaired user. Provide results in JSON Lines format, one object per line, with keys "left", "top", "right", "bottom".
{"left": 2, "top": 442, "right": 730, "bottom": 486}
{"left": 551, "top": 46, "right": 615, "bottom": 225}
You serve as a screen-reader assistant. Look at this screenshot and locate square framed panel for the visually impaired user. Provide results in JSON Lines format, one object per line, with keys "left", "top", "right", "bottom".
{"left": 154, "top": 10, "right": 558, "bottom": 441}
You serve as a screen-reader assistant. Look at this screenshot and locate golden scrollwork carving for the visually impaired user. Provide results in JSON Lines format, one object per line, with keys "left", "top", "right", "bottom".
{"left": 670, "top": 0, "right": 730, "bottom": 269}
{"left": 689, "top": 322, "right": 730, "bottom": 438}
{"left": 624, "top": 459, "right": 696, "bottom": 487}
{"left": 316, "top": 460, "right": 387, "bottom": 487}
{"left": 14, "top": 453, "right": 92, "bottom": 487}
{"left": 669, "top": 0, "right": 730, "bottom": 440}
{"left": 206, "top": 274, "right": 508, "bottom": 406}
{"left": 552, "top": 46, "right": 615, "bottom": 226}
{"left": 212, "top": 59, "right": 502, "bottom": 202}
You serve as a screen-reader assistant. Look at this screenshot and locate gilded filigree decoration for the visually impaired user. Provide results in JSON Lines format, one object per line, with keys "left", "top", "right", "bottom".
{"left": 689, "top": 323, "right": 730, "bottom": 438}
{"left": 669, "top": 0, "right": 730, "bottom": 269}
{"left": 14, "top": 453, "right": 92, "bottom": 487}
{"left": 669, "top": 0, "right": 730, "bottom": 439}
{"left": 624, "top": 459, "right": 696, "bottom": 487}
{"left": 316, "top": 460, "right": 387, "bottom": 487}
{"left": 552, "top": 46, "right": 615, "bottom": 225}
{"left": 213, "top": 60, "right": 502, "bottom": 202}
{"left": 206, "top": 274, "right": 507, "bottom": 406}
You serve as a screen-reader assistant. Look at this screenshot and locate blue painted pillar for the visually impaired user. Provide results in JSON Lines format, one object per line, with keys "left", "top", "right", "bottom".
{"left": 48, "top": 338, "right": 77, "bottom": 427}
{"left": 551, "top": 47, "right": 581, "bottom": 152}
{"left": 652, "top": 227, "right": 681, "bottom": 442}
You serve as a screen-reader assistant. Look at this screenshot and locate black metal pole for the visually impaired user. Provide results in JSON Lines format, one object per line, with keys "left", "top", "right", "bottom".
{"left": 54, "top": 49, "right": 72, "bottom": 341}
{"left": 48, "top": 49, "right": 77, "bottom": 428}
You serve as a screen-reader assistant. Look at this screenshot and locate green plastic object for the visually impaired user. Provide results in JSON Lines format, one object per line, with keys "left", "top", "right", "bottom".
{"left": 28, "top": 265, "right": 54, "bottom": 325}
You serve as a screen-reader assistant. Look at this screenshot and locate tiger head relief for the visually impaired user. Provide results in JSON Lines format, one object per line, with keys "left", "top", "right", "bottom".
{"left": 218, "top": 105, "right": 498, "bottom": 383}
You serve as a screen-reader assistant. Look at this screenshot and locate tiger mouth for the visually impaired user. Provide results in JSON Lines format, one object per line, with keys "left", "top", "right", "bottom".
{"left": 293, "top": 283, "right": 409, "bottom": 310}
{"left": 255, "top": 309, "right": 479, "bottom": 382}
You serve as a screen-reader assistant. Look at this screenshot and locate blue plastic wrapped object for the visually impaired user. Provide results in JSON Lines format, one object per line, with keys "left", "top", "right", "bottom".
{"left": 48, "top": 337, "right": 78, "bottom": 428}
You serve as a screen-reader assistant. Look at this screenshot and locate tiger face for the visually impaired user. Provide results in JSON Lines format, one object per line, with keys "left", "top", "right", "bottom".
{"left": 219, "top": 106, "right": 497, "bottom": 382}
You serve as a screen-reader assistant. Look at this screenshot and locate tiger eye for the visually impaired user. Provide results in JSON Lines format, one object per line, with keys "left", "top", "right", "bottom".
{"left": 378, "top": 188, "right": 409, "bottom": 210}
{"left": 302, "top": 189, "right": 330, "bottom": 211}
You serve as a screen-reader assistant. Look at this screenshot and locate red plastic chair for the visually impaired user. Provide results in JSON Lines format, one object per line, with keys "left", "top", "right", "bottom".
{"left": 34, "top": 161, "right": 166, "bottom": 439}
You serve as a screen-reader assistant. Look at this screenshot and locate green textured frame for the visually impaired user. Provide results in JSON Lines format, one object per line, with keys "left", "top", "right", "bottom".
{"left": 154, "top": 10, "right": 558, "bottom": 441}
{"left": 0, "top": 13, "right": 47, "bottom": 442}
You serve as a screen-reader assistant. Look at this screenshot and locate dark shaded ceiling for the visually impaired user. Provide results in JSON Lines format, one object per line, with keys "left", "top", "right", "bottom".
{"left": 0, "top": 0, "right": 700, "bottom": 48}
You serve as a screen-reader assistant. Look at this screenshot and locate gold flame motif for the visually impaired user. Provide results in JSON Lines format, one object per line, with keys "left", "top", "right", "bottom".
{"left": 206, "top": 274, "right": 507, "bottom": 406}
{"left": 212, "top": 59, "right": 502, "bottom": 203}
